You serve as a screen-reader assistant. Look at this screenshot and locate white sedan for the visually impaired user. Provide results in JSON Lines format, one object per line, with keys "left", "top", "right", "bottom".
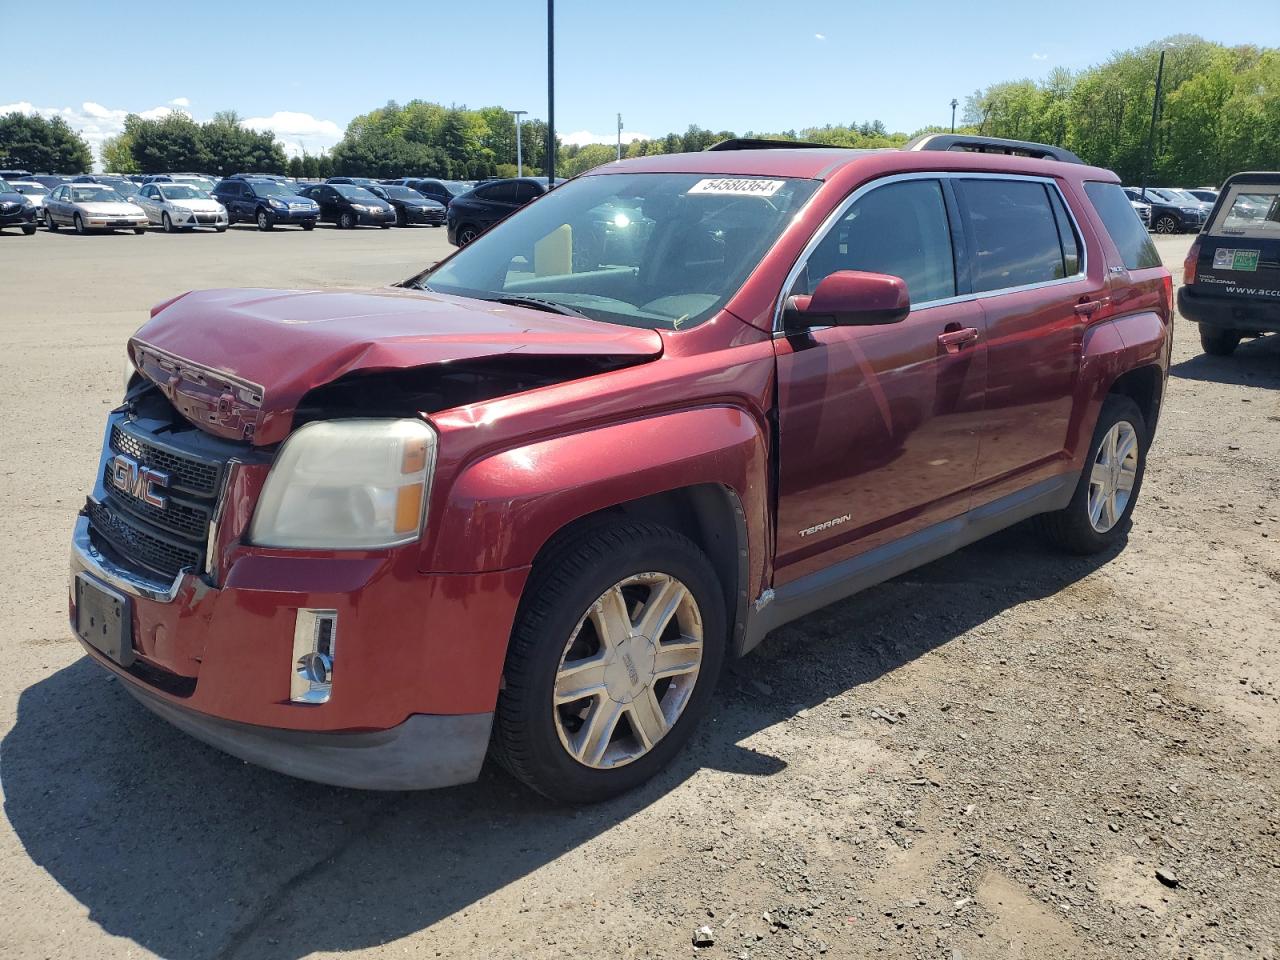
{"left": 44, "top": 183, "right": 148, "bottom": 234}
{"left": 134, "top": 182, "right": 228, "bottom": 232}
{"left": 8, "top": 181, "right": 49, "bottom": 222}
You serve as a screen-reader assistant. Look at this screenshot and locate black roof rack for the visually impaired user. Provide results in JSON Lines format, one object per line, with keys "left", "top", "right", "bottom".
{"left": 706, "top": 137, "right": 832, "bottom": 151}
{"left": 905, "top": 134, "right": 1082, "bottom": 164}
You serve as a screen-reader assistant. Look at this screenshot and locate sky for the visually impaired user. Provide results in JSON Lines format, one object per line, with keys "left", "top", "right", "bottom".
{"left": 3, "top": 0, "right": 1279, "bottom": 163}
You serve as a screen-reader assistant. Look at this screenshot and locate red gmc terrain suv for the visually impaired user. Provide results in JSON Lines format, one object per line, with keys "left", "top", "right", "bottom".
{"left": 70, "top": 135, "right": 1173, "bottom": 802}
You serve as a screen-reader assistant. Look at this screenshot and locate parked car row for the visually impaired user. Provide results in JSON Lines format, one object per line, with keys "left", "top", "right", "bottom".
{"left": 1123, "top": 186, "right": 1213, "bottom": 234}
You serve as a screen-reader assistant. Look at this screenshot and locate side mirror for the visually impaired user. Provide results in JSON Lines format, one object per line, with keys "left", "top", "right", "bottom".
{"left": 783, "top": 270, "right": 911, "bottom": 330}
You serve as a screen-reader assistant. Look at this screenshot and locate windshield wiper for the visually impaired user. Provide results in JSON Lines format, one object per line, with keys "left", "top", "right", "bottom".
{"left": 488, "top": 295, "right": 591, "bottom": 320}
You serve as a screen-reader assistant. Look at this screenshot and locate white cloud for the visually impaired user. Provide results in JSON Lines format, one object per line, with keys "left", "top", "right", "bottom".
{"left": 168, "top": 97, "right": 190, "bottom": 107}
{"left": 562, "top": 129, "right": 651, "bottom": 148}
{"left": 243, "top": 111, "right": 343, "bottom": 156}
{"left": 1031, "top": 52, "right": 1048, "bottom": 61}
{"left": 815, "top": 32, "right": 826, "bottom": 40}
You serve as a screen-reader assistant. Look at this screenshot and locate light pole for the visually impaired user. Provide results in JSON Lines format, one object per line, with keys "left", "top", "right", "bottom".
{"left": 950, "top": 98, "right": 958, "bottom": 133}
{"left": 510, "top": 109, "right": 527, "bottom": 176}
{"left": 545, "top": 0, "right": 555, "bottom": 182}
{"left": 617, "top": 113, "right": 623, "bottom": 161}
{"left": 1140, "top": 49, "right": 1167, "bottom": 198}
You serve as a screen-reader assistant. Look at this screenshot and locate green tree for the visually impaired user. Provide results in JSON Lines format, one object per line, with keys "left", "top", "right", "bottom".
{"left": 100, "top": 132, "right": 138, "bottom": 173}
{"left": 0, "top": 112, "right": 93, "bottom": 172}
{"left": 126, "top": 112, "right": 207, "bottom": 173}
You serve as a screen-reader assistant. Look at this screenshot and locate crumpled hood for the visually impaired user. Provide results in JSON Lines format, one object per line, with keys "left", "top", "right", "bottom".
{"left": 130, "top": 286, "right": 664, "bottom": 445}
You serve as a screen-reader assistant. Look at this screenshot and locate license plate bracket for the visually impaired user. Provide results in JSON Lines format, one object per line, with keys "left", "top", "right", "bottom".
{"left": 75, "top": 573, "right": 134, "bottom": 667}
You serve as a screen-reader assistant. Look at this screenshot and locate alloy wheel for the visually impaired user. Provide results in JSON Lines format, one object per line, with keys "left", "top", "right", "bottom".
{"left": 1088, "top": 420, "right": 1139, "bottom": 533}
{"left": 553, "top": 572, "right": 703, "bottom": 769}
{"left": 1155, "top": 216, "right": 1176, "bottom": 234}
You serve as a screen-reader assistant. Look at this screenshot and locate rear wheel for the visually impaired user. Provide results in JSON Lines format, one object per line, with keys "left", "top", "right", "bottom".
{"left": 21, "top": 224, "right": 36, "bottom": 235}
{"left": 1154, "top": 215, "right": 1178, "bottom": 234}
{"left": 395, "top": 208, "right": 407, "bottom": 227}
{"left": 256, "top": 208, "right": 272, "bottom": 231}
{"left": 301, "top": 222, "right": 315, "bottom": 231}
{"left": 457, "top": 224, "right": 480, "bottom": 245}
{"left": 1199, "top": 326, "right": 1241, "bottom": 356}
{"left": 493, "top": 521, "right": 726, "bottom": 803}
{"left": 133, "top": 227, "right": 146, "bottom": 235}
{"left": 1037, "top": 395, "right": 1148, "bottom": 555}
{"left": 74, "top": 214, "right": 87, "bottom": 235}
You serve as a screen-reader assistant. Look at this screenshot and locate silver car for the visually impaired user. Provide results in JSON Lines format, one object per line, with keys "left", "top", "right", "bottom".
{"left": 8, "top": 181, "right": 49, "bottom": 222}
{"left": 44, "top": 183, "right": 148, "bottom": 234}
{"left": 134, "top": 182, "right": 228, "bottom": 232}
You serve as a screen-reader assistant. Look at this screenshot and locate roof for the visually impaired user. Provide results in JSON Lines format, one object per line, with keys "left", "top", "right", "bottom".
{"left": 583, "top": 147, "right": 1114, "bottom": 183}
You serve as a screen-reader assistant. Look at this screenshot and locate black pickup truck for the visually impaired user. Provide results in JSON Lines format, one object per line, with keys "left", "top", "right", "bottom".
{"left": 1178, "top": 171, "right": 1280, "bottom": 356}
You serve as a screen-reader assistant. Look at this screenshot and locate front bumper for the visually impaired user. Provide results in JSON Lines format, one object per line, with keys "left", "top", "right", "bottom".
{"left": 172, "top": 210, "right": 228, "bottom": 229}
{"left": 121, "top": 669, "right": 491, "bottom": 789}
{"left": 85, "top": 215, "right": 147, "bottom": 229}
{"left": 0, "top": 208, "right": 36, "bottom": 226}
{"left": 269, "top": 206, "right": 319, "bottom": 224}
{"left": 1179, "top": 286, "right": 1280, "bottom": 333}
{"left": 70, "top": 505, "right": 529, "bottom": 789}
{"left": 355, "top": 208, "right": 395, "bottom": 225}
{"left": 402, "top": 206, "right": 446, "bottom": 225}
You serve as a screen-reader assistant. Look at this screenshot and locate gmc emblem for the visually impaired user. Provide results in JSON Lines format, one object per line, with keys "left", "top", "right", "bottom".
{"left": 110, "top": 454, "right": 170, "bottom": 508}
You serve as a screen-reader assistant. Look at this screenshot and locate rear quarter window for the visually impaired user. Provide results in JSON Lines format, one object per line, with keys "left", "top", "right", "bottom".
{"left": 1209, "top": 183, "right": 1280, "bottom": 240}
{"left": 1084, "top": 182, "right": 1161, "bottom": 271}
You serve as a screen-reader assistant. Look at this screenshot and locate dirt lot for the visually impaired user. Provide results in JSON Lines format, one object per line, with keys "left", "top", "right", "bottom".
{"left": 0, "top": 225, "right": 1277, "bottom": 960}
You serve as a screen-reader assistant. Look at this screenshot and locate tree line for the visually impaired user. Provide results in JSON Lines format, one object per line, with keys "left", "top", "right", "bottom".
{"left": 0, "top": 34, "right": 1273, "bottom": 187}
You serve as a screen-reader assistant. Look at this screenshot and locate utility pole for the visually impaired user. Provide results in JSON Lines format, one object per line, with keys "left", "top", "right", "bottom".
{"left": 950, "top": 99, "right": 958, "bottom": 133}
{"left": 510, "top": 109, "right": 527, "bottom": 176}
{"left": 617, "top": 113, "right": 623, "bottom": 161}
{"left": 545, "top": 0, "right": 555, "bottom": 183}
{"left": 1140, "top": 49, "right": 1166, "bottom": 198}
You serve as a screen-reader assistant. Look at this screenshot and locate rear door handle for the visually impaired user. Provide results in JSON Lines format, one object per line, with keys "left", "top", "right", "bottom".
{"left": 1074, "top": 300, "right": 1103, "bottom": 317}
{"left": 938, "top": 327, "right": 980, "bottom": 354}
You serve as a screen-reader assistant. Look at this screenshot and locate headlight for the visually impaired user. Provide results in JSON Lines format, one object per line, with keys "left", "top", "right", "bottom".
{"left": 351, "top": 204, "right": 368, "bottom": 212}
{"left": 1181, "top": 207, "right": 1197, "bottom": 214}
{"left": 249, "top": 419, "right": 437, "bottom": 549}
{"left": 268, "top": 198, "right": 286, "bottom": 208}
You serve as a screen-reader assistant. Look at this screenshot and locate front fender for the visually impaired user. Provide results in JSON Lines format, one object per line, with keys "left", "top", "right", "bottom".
{"left": 421, "top": 405, "right": 770, "bottom": 587}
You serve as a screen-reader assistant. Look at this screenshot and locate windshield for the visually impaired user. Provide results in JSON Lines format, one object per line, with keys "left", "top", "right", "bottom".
{"left": 0, "top": 179, "right": 10, "bottom": 193}
{"left": 70, "top": 186, "right": 122, "bottom": 203}
{"left": 13, "top": 183, "right": 46, "bottom": 196}
{"left": 174, "top": 176, "right": 214, "bottom": 191}
{"left": 250, "top": 181, "right": 294, "bottom": 198}
{"left": 445, "top": 181, "right": 470, "bottom": 196}
{"left": 423, "top": 172, "right": 819, "bottom": 330}
{"left": 1146, "top": 188, "right": 1183, "bottom": 204}
{"left": 335, "top": 185, "right": 377, "bottom": 200}
{"left": 159, "top": 185, "right": 205, "bottom": 200}
{"left": 381, "top": 185, "right": 421, "bottom": 200}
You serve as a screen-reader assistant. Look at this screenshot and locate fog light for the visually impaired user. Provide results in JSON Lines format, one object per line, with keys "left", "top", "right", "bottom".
{"left": 291, "top": 609, "right": 337, "bottom": 704}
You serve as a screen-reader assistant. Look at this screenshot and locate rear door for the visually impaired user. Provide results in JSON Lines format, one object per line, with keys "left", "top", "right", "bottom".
{"left": 773, "top": 176, "right": 987, "bottom": 584}
{"left": 953, "top": 176, "right": 1103, "bottom": 500}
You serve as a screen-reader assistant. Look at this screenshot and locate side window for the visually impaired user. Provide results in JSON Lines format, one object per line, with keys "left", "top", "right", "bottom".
{"left": 513, "top": 181, "right": 540, "bottom": 203}
{"left": 798, "top": 178, "right": 956, "bottom": 305}
{"left": 1084, "top": 182, "right": 1161, "bottom": 270}
{"left": 956, "top": 179, "right": 1071, "bottom": 291}
{"left": 483, "top": 182, "right": 519, "bottom": 204}
{"left": 142, "top": 186, "right": 156, "bottom": 199}
{"left": 1046, "top": 186, "right": 1081, "bottom": 276}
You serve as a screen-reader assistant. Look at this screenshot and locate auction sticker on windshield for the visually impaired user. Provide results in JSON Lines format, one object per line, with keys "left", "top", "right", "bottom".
{"left": 688, "top": 178, "right": 786, "bottom": 197}
{"left": 1213, "top": 248, "right": 1260, "bottom": 272}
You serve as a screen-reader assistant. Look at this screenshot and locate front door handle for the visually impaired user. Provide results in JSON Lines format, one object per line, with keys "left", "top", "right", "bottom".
{"left": 1074, "top": 299, "right": 1103, "bottom": 317}
{"left": 938, "top": 326, "right": 980, "bottom": 354}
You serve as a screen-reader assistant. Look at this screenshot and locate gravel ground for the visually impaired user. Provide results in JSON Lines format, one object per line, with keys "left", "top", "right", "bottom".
{"left": 0, "top": 225, "right": 1276, "bottom": 960}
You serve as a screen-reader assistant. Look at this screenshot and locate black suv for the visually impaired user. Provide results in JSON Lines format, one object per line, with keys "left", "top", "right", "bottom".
{"left": 214, "top": 178, "right": 319, "bottom": 231}
{"left": 446, "top": 177, "right": 557, "bottom": 246}
{"left": 364, "top": 184, "right": 445, "bottom": 227}
{"left": 1124, "top": 187, "right": 1205, "bottom": 234}
{"left": 297, "top": 183, "right": 395, "bottom": 229}
{"left": 1178, "top": 171, "right": 1280, "bottom": 356}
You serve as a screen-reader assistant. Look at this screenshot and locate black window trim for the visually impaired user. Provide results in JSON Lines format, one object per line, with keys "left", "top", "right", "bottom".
{"left": 773, "top": 171, "right": 1089, "bottom": 335}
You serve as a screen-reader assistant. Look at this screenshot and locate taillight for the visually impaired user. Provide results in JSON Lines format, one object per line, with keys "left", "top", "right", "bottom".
{"left": 1183, "top": 239, "right": 1200, "bottom": 286}
{"left": 1162, "top": 274, "right": 1174, "bottom": 319}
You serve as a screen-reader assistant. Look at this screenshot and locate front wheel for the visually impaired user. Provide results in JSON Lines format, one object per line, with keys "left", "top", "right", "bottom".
{"left": 1199, "top": 326, "right": 1241, "bottom": 356}
{"left": 21, "top": 224, "right": 36, "bottom": 235}
{"left": 162, "top": 212, "right": 175, "bottom": 233}
{"left": 1036, "top": 395, "right": 1148, "bottom": 555}
{"left": 338, "top": 211, "right": 356, "bottom": 229}
{"left": 74, "top": 214, "right": 87, "bottom": 235}
{"left": 256, "top": 209, "right": 273, "bottom": 231}
{"left": 301, "top": 222, "right": 315, "bottom": 231}
{"left": 1154, "top": 215, "right": 1178, "bottom": 234}
{"left": 492, "top": 521, "right": 726, "bottom": 803}
{"left": 457, "top": 224, "right": 480, "bottom": 245}
{"left": 133, "top": 227, "right": 146, "bottom": 235}
{"left": 46, "top": 213, "right": 59, "bottom": 231}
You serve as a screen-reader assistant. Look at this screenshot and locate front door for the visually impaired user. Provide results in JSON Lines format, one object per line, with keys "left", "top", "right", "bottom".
{"left": 774, "top": 177, "right": 987, "bottom": 584}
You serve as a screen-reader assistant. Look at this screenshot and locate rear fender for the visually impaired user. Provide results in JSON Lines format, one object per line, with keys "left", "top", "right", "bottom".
{"left": 421, "top": 405, "right": 770, "bottom": 600}
{"left": 1068, "top": 311, "right": 1168, "bottom": 468}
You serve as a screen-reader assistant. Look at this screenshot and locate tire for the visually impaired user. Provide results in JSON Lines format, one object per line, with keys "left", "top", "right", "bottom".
{"left": 256, "top": 208, "right": 273, "bottom": 231}
{"left": 301, "top": 222, "right": 314, "bottom": 231}
{"left": 379, "top": 221, "right": 391, "bottom": 229}
{"left": 1036, "top": 395, "right": 1148, "bottom": 555}
{"left": 338, "top": 211, "right": 356, "bottom": 230}
{"left": 457, "top": 224, "right": 480, "bottom": 245}
{"left": 46, "top": 213, "right": 59, "bottom": 232}
{"left": 161, "top": 212, "right": 175, "bottom": 233}
{"left": 1199, "top": 326, "right": 1241, "bottom": 356}
{"left": 21, "top": 224, "right": 36, "bottom": 236}
{"left": 215, "top": 226, "right": 227, "bottom": 233}
{"left": 395, "top": 209, "right": 407, "bottom": 228}
{"left": 493, "top": 520, "right": 727, "bottom": 803}
{"left": 133, "top": 227, "right": 146, "bottom": 235}
{"left": 1154, "top": 215, "right": 1178, "bottom": 234}
{"left": 74, "top": 214, "right": 87, "bottom": 235}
